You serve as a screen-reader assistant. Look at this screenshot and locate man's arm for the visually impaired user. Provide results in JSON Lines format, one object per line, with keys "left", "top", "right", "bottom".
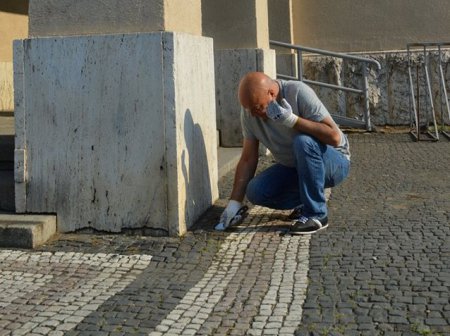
{"left": 267, "top": 99, "right": 341, "bottom": 147}
{"left": 214, "top": 138, "right": 258, "bottom": 231}
{"left": 230, "top": 138, "right": 259, "bottom": 202}
{"left": 292, "top": 115, "right": 341, "bottom": 147}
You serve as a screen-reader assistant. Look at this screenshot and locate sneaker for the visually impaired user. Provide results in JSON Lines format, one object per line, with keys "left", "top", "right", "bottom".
{"left": 290, "top": 215, "right": 328, "bottom": 235}
{"left": 287, "top": 204, "right": 304, "bottom": 220}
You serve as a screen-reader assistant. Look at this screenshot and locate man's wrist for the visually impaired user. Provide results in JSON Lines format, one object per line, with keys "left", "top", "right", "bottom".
{"left": 228, "top": 199, "right": 242, "bottom": 208}
{"left": 227, "top": 199, "right": 242, "bottom": 213}
{"left": 283, "top": 114, "right": 299, "bottom": 128}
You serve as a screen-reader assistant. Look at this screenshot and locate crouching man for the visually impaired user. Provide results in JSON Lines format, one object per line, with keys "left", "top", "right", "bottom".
{"left": 215, "top": 72, "right": 350, "bottom": 234}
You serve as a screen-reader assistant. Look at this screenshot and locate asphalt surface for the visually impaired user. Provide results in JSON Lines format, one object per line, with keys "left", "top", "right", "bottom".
{"left": 0, "top": 132, "right": 449, "bottom": 336}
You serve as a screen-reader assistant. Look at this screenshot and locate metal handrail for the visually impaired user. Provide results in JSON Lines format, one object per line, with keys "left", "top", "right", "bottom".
{"left": 270, "top": 40, "right": 381, "bottom": 70}
{"left": 270, "top": 40, "right": 381, "bottom": 131}
{"left": 407, "top": 42, "right": 450, "bottom": 48}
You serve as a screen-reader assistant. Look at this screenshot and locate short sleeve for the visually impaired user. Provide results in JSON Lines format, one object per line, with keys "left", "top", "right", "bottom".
{"left": 240, "top": 107, "right": 256, "bottom": 140}
{"left": 297, "top": 85, "right": 330, "bottom": 122}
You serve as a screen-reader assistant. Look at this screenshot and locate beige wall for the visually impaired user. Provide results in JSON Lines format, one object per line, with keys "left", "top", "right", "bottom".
{"left": 0, "top": 1, "right": 28, "bottom": 112}
{"left": 292, "top": 0, "right": 450, "bottom": 52}
{"left": 0, "top": 62, "right": 14, "bottom": 111}
{"left": 0, "top": 1, "right": 28, "bottom": 62}
{"left": 165, "top": 0, "right": 202, "bottom": 36}
{"left": 202, "top": 0, "right": 269, "bottom": 49}
{"left": 29, "top": 0, "right": 201, "bottom": 37}
{"left": 268, "top": 0, "right": 293, "bottom": 46}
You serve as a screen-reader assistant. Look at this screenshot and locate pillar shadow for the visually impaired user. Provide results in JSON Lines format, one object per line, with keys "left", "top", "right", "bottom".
{"left": 181, "top": 109, "right": 212, "bottom": 231}
{"left": 0, "top": 0, "right": 28, "bottom": 14}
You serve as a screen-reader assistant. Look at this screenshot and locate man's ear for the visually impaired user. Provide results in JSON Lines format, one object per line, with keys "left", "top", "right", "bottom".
{"left": 268, "top": 88, "right": 276, "bottom": 99}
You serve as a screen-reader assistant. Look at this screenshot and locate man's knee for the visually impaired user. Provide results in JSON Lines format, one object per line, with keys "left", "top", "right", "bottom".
{"left": 246, "top": 178, "right": 264, "bottom": 205}
{"left": 293, "top": 134, "right": 321, "bottom": 154}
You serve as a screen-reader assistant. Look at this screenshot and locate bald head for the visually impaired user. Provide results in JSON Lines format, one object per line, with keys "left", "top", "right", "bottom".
{"left": 238, "top": 72, "right": 272, "bottom": 104}
{"left": 238, "top": 72, "right": 279, "bottom": 118}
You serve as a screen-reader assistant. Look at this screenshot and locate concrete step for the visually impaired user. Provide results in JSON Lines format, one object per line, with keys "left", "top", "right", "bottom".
{"left": 0, "top": 214, "right": 57, "bottom": 249}
{"left": 218, "top": 147, "right": 241, "bottom": 179}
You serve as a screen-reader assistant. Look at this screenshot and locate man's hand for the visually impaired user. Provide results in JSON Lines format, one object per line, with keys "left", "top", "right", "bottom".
{"left": 266, "top": 99, "right": 298, "bottom": 128}
{"left": 215, "top": 200, "right": 248, "bottom": 231}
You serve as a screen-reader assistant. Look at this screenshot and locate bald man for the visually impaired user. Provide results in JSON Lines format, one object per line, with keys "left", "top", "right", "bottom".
{"left": 215, "top": 72, "right": 350, "bottom": 234}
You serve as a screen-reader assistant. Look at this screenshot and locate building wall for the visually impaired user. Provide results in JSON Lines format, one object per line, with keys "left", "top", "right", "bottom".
{"left": 0, "top": 0, "right": 28, "bottom": 62}
{"left": 29, "top": 0, "right": 201, "bottom": 37}
{"left": 202, "top": 0, "right": 269, "bottom": 49}
{"left": 292, "top": 0, "right": 450, "bottom": 52}
{"left": 0, "top": 1, "right": 28, "bottom": 112}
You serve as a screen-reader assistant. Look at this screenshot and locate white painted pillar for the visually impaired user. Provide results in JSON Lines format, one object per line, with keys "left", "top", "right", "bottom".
{"left": 268, "top": 0, "right": 297, "bottom": 77}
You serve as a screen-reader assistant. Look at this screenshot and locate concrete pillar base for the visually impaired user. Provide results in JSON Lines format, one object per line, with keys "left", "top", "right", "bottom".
{"left": 14, "top": 32, "right": 218, "bottom": 236}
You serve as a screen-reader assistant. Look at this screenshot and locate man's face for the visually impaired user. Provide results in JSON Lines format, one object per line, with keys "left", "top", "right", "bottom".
{"left": 243, "top": 89, "right": 273, "bottom": 119}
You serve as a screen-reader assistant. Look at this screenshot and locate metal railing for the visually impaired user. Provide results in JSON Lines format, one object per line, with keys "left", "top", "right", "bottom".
{"left": 270, "top": 40, "right": 381, "bottom": 131}
{"left": 407, "top": 42, "right": 450, "bottom": 141}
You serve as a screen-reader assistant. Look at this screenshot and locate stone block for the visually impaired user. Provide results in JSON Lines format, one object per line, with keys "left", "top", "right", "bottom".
{"left": 0, "top": 62, "right": 14, "bottom": 111}
{"left": 14, "top": 32, "right": 218, "bottom": 236}
{"left": 29, "top": 0, "right": 202, "bottom": 37}
{"left": 0, "top": 214, "right": 56, "bottom": 249}
{"left": 214, "top": 49, "right": 276, "bottom": 147}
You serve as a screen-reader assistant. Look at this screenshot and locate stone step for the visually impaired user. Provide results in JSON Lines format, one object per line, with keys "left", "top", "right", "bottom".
{"left": 0, "top": 214, "right": 57, "bottom": 249}
{"left": 218, "top": 147, "right": 241, "bottom": 179}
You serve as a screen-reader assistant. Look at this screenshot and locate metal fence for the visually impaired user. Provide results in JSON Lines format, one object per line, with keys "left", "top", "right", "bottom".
{"left": 407, "top": 42, "right": 450, "bottom": 141}
{"left": 269, "top": 40, "right": 381, "bottom": 131}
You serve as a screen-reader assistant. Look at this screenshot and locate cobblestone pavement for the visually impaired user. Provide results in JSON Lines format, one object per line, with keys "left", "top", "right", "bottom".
{"left": 0, "top": 133, "right": 449, "bottom": 336}
{"left": 296, "top": 133, "right": 450, "bottom": 336}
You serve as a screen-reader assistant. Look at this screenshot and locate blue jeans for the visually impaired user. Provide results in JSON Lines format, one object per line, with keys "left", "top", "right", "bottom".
{"left": 246, "top": 134, "right": 350, "bottom": 219}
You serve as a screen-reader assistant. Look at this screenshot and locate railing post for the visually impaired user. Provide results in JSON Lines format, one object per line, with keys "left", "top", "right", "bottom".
{"left": 437, "top": 45, "right": 450, "bottom": 139}
{"left": 362, "top": 64, "right": 372, "bottom": 131}
{"left": 423, "top": 46, "right": 439, "bottom": 140}
{"left": 407, "top": 46, "right": 419, "bottom": 140}
{"left": 297, "top": 50, "right": 303, "bottom": 81}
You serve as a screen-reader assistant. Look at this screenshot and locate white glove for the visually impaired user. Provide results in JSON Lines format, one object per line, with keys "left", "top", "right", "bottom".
{"left": 266, "top": 98, "right": 298, "bottom": 128}
{"left": 215, "top": 200, "right": 246, "bottom": 231}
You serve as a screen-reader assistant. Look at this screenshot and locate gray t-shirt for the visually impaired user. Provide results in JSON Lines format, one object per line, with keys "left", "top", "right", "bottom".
{"left": 241, "top": 79, "right": 350, "bottom": 167}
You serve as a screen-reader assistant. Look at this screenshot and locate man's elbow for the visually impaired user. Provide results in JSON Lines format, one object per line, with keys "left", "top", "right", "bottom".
{"left": 329, "top": 132, "right": 342, "bottom": 147}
